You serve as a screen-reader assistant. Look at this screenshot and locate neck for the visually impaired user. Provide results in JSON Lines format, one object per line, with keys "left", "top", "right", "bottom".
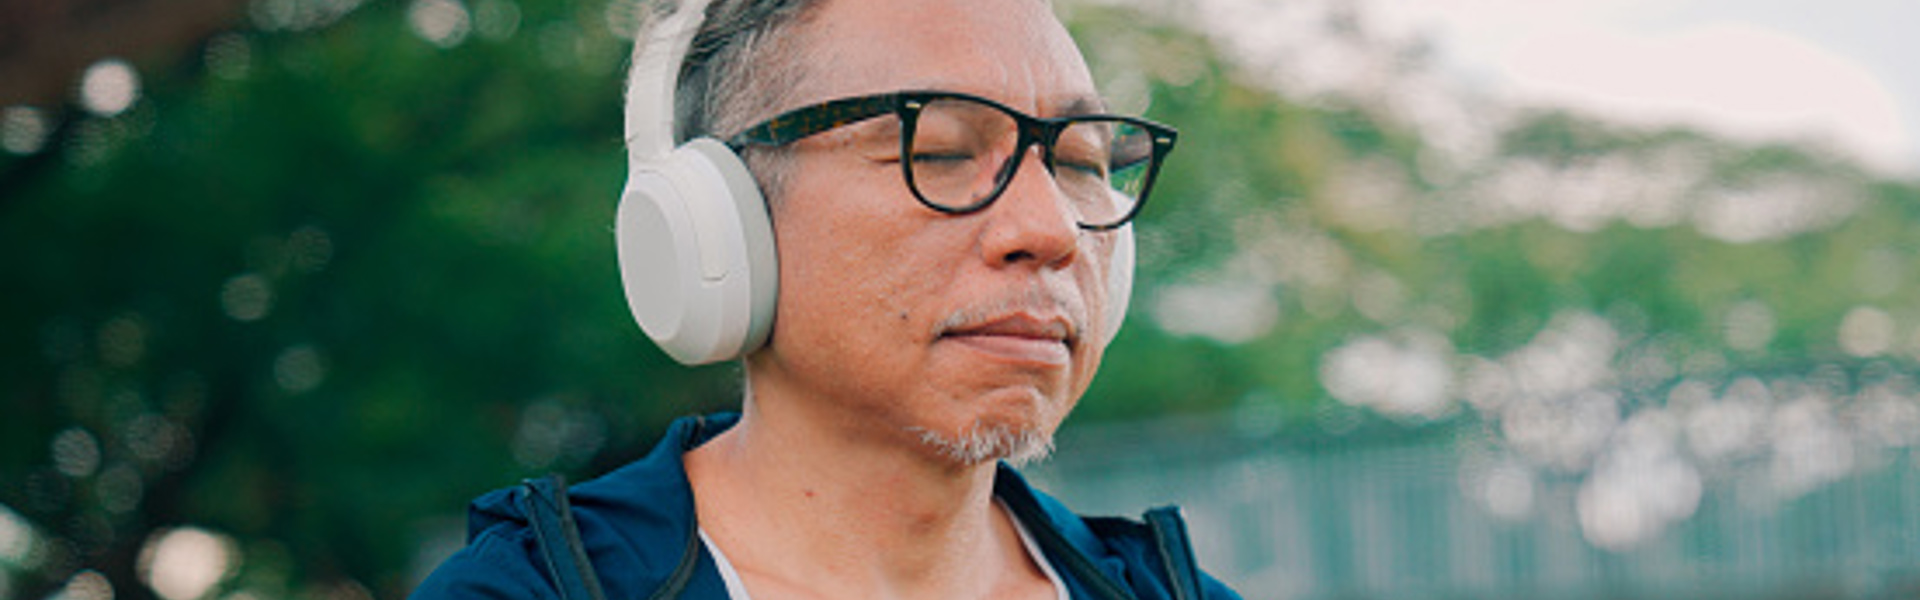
{"left": 684, "top": 374, "right": 1044, "bottom": 598}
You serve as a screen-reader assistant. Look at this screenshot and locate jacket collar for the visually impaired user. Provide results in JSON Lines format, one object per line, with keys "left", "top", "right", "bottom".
{"left": 557, "top": 413, "right": 735, "bottom": 598}
{"left": 550, "top": 413, "right": 1134, "bottom": 598}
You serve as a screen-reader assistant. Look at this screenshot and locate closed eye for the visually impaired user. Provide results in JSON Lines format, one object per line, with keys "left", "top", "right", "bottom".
{"left": 1055, "top": 158, "right": 1107, "bottom": 179}
{"left": 910, "top": 152, "right": 977, "bottom": 165}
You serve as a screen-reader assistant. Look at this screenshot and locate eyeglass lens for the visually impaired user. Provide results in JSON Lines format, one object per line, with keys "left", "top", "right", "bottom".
{"left": 906, "top": 97, "right": 1154, "bottom": 228}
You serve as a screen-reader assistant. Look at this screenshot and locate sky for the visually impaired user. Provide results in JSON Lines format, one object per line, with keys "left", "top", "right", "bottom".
{"left": 1363, "top": 0, "right": 1920, "bottom": 176}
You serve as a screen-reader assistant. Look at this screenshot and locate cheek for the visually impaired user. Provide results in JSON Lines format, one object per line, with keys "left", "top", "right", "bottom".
{"left": 777, "top": 216, "right": 882, "bottom": 325}
{"left": 1069, "top": 236, "right": 1120, "bottom": 389}
{"left": 1082, "top": 235, "right": 1122, "bottom": 337}
{"left": 769, "top": 169, "right": 945, "bottom": 359}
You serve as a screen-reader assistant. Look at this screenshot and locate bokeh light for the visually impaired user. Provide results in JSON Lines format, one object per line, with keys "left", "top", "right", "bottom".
{"left": 97, "top": 313, "right": 149, "bottom": 368}
{"left": 123, "top": 413, "right": 190, "bottom": 467}
{"left": 1320, "top": 329, "right": 1456, "bottom": 420}
{"left": 219, "top": 273, "right": 274, "bottom": 323}
{"left": 248, "top": 0, "right": 365, "bottom": 32}
{"left": 1838, "top": 306, "right": 1896, "bottom": 358}
{"left": 50, "top": 570, "right": 113, "bottom": 600}
{"left": 50, "top": 428, "right": 102, "bottom": 479}
{"left": 2, "top": 105, "right": 52, "bottom": 155}
{"left": 1680, "top": 377, "right": 1768, "bottom": 464}
{"left": 272, "top": 345, "right": 327, "bottom": 394}
{"left": 78, "top": 59, "right": 141, "bottom": 118}
{"left": 408, "top": 0, "right": 472, "bottom": 48}
{"left": 136, "top": 527, "right": 238, "bottom": 600}
{"left": 286, "top": 225, "right": 335, "bottom": 273}
{"left": 0, "top": 505, "right": 40, "bottom": 569}
{"left": 1462, "top": 459, "right": 1536, "bottom": 521}
{"left": 1575, "top": 409, "right": 1702, "bottom": 550}
{"left": 1767, "top": 392, "right": 1857, "bottom": 498}
{"left": 473, "top": 0, "right": 521, "bottom": 41}
{"left": 1150, "top": 282, "right": 1280, "bottom": 344}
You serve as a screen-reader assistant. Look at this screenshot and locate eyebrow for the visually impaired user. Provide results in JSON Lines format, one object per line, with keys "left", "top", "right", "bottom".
{"left": 889, "top": 80, "right": 1113, "bottom": 117}
{"left": 1055, "top": 95, "right": 1111, "bottom": 118}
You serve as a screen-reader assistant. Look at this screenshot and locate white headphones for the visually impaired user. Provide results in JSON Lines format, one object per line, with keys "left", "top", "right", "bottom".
{"left": 615, "top": 0, "right": 1134, "bottom": 366}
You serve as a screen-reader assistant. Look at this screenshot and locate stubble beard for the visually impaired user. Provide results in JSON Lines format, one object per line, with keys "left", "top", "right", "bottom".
{"left": 911, "top": 421, "right": 1056, "bottom": 468}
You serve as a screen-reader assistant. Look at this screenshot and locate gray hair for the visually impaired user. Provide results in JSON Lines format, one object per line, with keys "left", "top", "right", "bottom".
{"left": 635, "top": 0, "right": 820, "bottom": 200}
{"left": 910, "top": 423, "right": 1057, "bottom": 467}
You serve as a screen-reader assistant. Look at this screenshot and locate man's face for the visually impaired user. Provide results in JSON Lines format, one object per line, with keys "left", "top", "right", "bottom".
{"left": 749, "top": 0, "right": 1121, "bottom": 462}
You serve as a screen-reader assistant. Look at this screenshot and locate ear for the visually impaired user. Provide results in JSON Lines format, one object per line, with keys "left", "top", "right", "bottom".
{"left": 1101, "top": 224, "right": 1134, "bottom": 344}
{"left": 616, "top": 140, "right": 777, "bottom": 365}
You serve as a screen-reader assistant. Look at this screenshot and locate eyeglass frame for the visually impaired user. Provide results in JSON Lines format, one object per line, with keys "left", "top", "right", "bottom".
{"left": 724, "top": 89, "right": 1178, "bottom": 231}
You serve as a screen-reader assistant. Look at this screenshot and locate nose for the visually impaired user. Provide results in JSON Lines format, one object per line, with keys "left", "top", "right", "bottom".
{"left": 979, "top": 145, "right": 1080, "bottom": 270}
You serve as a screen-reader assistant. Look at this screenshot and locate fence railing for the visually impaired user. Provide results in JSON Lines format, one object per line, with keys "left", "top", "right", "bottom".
{"left": 1030, "top": 414, "right": 1920, "bottom": 600}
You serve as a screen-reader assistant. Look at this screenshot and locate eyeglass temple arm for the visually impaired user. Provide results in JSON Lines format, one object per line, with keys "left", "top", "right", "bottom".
{"left": 724, "top": 95, "right": 904, "bottom": 150}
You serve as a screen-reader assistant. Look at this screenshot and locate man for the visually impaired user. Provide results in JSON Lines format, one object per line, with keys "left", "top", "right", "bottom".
{"left": 414, "top": 0, "right": 1239, "bottom": 597}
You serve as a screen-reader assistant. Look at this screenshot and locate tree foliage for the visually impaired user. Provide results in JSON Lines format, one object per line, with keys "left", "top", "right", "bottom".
{"left": 3, "top": 0, "right": 1917, "bottom": 597}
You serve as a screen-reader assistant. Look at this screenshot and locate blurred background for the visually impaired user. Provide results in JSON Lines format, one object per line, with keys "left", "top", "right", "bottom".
{"left": 3, "top": 0, "right": 1917, "bottom": 598}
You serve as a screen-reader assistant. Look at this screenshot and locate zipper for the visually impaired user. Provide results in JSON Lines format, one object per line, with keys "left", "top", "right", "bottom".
{"left": 1145, "top": 506, "right": 1201, "bottom": 600}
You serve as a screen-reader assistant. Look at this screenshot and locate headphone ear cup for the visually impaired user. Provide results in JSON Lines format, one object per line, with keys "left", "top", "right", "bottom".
{"left": 1102, "top": 225, "right": 1135, "bottom": 344}
{"left": 616, "top": 138, "right": 777, "bottom": 365}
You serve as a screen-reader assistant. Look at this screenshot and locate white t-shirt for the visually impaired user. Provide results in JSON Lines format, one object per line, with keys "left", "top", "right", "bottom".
{"left": 698, "top": 500, "right": 1070, "bottom": 600}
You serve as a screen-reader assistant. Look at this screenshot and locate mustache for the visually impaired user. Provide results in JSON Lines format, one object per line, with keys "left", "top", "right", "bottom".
{"left": 933, "top": 286, "right": 1089, "bottom": 342}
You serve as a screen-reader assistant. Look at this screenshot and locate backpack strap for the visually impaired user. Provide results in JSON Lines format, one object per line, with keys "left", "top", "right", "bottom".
{"left": 1145, "top": 506, "right": 1204, "bottom": 600}
{"left": 520, "top": 474, "right": 610, "bottom": 600}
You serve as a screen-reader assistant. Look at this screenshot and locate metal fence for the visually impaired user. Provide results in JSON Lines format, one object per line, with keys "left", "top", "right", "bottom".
{"left": 1029, "top": 415, "right": 1920, "bottom": 600}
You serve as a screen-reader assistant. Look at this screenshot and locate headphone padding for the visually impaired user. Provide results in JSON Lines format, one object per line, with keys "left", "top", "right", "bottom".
{"left": 616, "top": 138, "right": 776, "bottom": 365}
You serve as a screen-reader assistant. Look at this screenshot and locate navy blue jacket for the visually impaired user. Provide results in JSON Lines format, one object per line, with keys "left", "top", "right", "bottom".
{"left": 413, "top": 413, "right": 1241, "bottom": 599}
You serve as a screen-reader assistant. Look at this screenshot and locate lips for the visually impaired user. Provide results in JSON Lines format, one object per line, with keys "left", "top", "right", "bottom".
{"left": 938, "top": 313, "right": 1077, "bottom": 366}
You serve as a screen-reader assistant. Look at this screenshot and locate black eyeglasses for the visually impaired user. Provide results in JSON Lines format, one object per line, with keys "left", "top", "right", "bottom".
{"left": 726, "top": 90, "right": 1177, "bottom": 230}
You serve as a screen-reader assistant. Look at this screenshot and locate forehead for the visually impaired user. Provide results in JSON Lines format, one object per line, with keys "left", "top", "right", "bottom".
{"left": 791, "top": 0, "right": 1100, "bottom": 116}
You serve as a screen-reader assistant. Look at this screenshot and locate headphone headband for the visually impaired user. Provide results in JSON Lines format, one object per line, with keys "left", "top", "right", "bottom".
{"left": 625, "top": 0, "right": 712, "bottom": 163}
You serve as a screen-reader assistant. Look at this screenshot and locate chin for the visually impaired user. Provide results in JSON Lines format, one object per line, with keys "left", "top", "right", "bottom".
{"left": 912, "top": 420, "right": 1056, "bottom": 467}
{"left": 914, "top": 387, "right": 1074, "bottom": 467}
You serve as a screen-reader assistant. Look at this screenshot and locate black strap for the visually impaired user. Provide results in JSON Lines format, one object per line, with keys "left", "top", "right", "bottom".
{"left": 520, "top": 474, "right": 610, "bottom": 600}
{"left": 645, "top": 515, "right": 703, "bottom": 600}
{"left": 1145, "top": 506, "right": 1204, "bottom": 600}
{"left": 998, "top": 485, "right": 1138, "bottom": 599}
